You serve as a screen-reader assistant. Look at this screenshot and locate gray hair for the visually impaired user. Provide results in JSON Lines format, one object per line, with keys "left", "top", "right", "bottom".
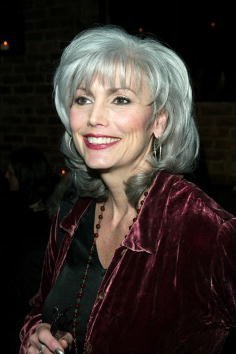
{"left": 53, "top": 25, "right": 199, "bottom": 208}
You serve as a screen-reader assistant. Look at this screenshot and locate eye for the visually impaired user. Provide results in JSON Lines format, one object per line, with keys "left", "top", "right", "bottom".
{"left": 74, "top": 96, "right": 91, "bottom": 105}
{"left": 113, "top": 96, "right": 130, "bottom": 105}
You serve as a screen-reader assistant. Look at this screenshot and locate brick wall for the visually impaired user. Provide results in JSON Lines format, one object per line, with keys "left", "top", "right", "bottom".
{"left": 196, "top": 102, "right": 236, "bottom": 186}
{"left": 0, "top": 0, "right": 100, "bottom": 175}
{"left": 0, "top": 0, "right": 235, "bottom": 188}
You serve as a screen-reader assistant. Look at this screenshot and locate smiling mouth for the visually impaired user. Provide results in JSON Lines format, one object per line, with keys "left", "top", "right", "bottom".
{"left": 86, "top": 136, "right": 120, "bottom": 144}
{"left": 83, "top": 136, "right": 121, "bottom": 149}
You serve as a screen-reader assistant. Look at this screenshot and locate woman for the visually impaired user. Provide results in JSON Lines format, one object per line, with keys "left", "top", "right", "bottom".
{"left": 19, "top": 25, "right": 236, "bottom": 354}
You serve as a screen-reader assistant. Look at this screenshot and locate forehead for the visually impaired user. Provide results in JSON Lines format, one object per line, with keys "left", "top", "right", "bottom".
{"left": 81, "top": 65, "right": 150, "bottom": 95}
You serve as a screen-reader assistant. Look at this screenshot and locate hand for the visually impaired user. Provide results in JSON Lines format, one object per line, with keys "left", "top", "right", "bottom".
{"left": 26, "top": 323, "right": 73, "bottom": 354}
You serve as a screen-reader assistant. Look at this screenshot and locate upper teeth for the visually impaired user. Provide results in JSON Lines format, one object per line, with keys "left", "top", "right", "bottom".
{"left": 87, "top": 137, "right": 119, "bottom": 144}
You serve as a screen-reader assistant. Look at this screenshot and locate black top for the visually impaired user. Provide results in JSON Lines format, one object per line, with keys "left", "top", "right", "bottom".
{"left": 43, "top": 201, "right": 106, "bottom": 353}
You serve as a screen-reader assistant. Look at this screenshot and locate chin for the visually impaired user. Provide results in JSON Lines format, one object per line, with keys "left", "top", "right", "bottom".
{"left": 86, "top": 161, "right": 112, "bottom": 171}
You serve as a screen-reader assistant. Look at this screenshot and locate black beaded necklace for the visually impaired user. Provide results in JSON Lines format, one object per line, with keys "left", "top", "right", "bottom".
{"left": 72, "top": 191, "right": 149, "bottom": 353}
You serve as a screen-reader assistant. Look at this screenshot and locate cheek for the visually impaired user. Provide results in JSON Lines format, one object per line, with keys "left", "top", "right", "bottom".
{"left": 72, "top": 132, "right": 84, "bottom": 155}
{"left": 69, "top": 109, "right": 82, "bottom": 131}
{"left": 122, "top": 111, "right": 152, "bottom": 134}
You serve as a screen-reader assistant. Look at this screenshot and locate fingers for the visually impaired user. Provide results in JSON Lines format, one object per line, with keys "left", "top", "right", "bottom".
{"left": 38, "top": 344, "right": 64, "bottom": 354}
{"left": 54, "top": 349, "right": 65, "bottom": 354}
{"left": 27, "top": 323, "right": 70, "bottom": 354}
{"left": 38, "top": 343, "right": 45, "bottom": 354}
{"left": 57, "top": 331, "right": 73, "bottom": 351}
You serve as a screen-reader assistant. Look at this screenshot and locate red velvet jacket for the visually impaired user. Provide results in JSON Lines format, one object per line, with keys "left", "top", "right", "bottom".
{"left": 19, "top": 172, "right": 236, "bottom": 354}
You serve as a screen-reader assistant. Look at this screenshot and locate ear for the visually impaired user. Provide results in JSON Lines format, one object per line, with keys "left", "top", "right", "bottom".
{"left": 152, "top": 111, "right": 168, "bottom": 138}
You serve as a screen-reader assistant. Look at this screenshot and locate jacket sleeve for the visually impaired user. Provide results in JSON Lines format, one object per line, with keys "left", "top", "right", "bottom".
{"left": 19, "top": 208, "right": 61, "bottom": 354}
{"left": 212, "top": 217, "right": 236, "bottom": 326}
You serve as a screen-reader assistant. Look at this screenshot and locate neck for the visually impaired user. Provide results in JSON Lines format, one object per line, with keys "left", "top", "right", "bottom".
{"left": 100, "top": 171, "right": 129, "bottom": 208}
{"left": 105, "top": 193, "right": 133, "bottom": 227}
{"left": 95, "top": 184, "right": 149, "bottom": 245}
{"left": 100, "top": 159, "right": 152, "bottom": 208}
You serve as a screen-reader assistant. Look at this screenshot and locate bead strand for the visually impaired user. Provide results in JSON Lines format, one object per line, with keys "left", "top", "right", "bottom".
{"left": 72, "top": 203, "right": 105, "bottom": 353}
{"left": 72, "top": 189, "right": 149, "bottom": 353}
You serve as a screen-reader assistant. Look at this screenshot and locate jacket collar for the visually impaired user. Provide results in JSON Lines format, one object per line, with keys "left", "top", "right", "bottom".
{"left": 60, "top": 197, "right": 93, "bottom": 235}
{"left": 123, "top": 172, "right": 183, "bottom": 254}
{"left": 60, "top": 172, "right": 183, "bottom": 254}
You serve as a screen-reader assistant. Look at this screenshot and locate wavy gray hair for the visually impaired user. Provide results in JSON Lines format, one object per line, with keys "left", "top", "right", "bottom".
{"left": 53, "top": 25, "right": 199, "bottom": 208}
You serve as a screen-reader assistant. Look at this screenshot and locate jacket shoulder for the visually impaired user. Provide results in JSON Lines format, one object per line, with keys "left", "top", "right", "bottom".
{"left": 165, "top": 175, "right": 236, "bottom": 252}
{"left": 169, "top": 175, "right": 235, "bottom": 222}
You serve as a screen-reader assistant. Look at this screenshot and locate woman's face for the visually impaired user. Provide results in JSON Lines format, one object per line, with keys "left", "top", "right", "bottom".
{"left": 69, "top": 75, "right": 164, "bottom": 179}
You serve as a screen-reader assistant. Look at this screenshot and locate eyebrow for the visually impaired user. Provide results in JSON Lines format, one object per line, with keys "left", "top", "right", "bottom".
{"left": 77, "top": 87, "right": 136, "bottom": 95}
{"left": 108, "top": 87, "right": 136, "bottom": 94}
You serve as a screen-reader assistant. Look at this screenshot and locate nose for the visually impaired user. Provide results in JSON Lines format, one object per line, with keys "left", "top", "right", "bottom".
{"left": 88, "top": 101, "right": 108, "bottom": 127}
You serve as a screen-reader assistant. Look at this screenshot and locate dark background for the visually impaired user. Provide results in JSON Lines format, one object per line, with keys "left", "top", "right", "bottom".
{"left": 0, "top": 2, "right": 235, "bottom": 352}
{"left": 1, "top": 0, "right": 235, "bottom": 101}
{"left": 108, "top": 0, "right": 236, "bottom": 102}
